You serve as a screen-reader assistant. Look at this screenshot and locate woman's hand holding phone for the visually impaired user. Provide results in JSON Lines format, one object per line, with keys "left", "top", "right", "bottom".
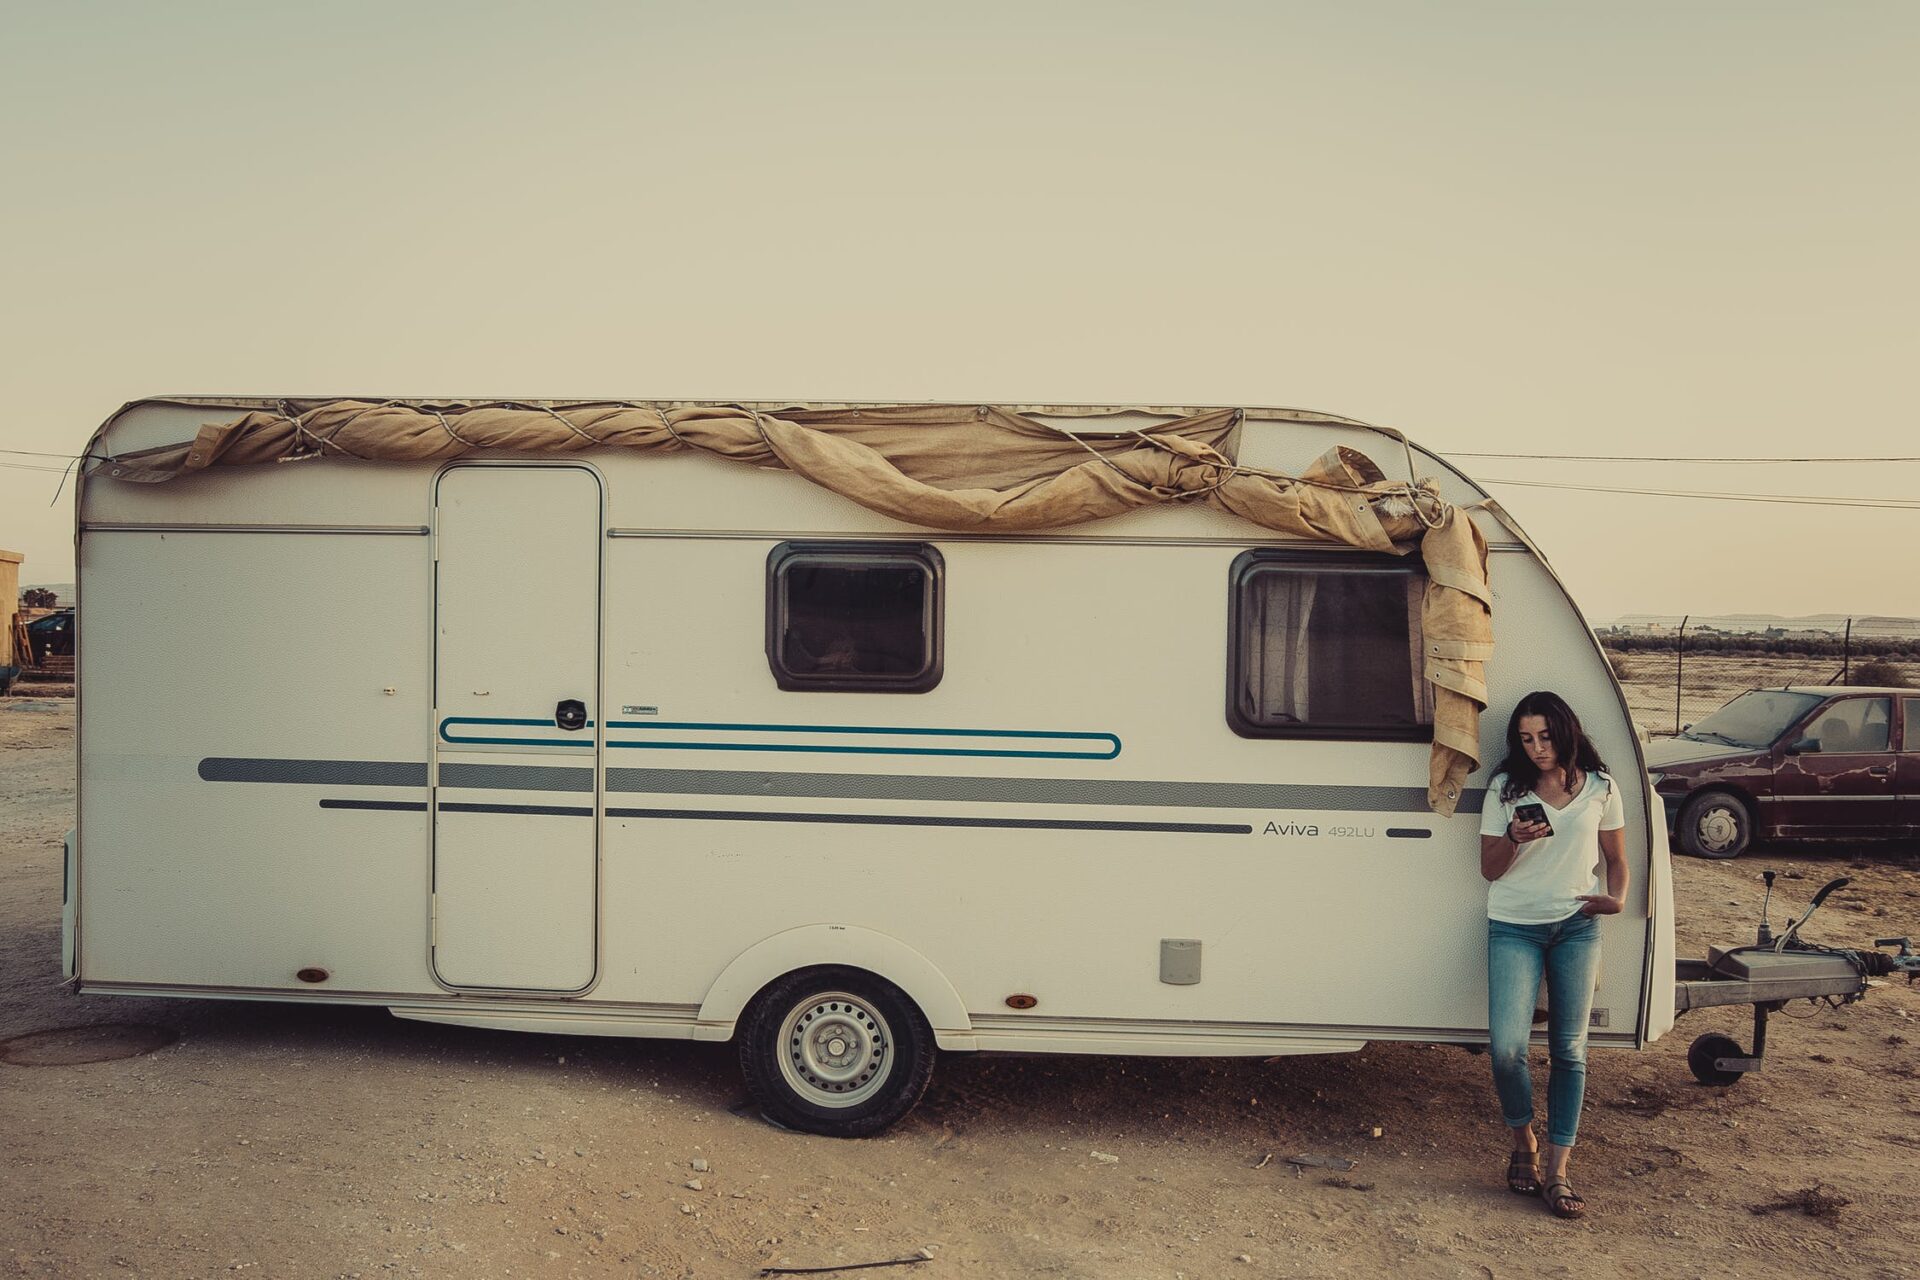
{"left": 1508, "top": 802, "right": 1554, "bottom": 844}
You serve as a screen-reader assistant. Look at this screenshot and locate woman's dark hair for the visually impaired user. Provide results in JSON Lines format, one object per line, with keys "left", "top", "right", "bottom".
{"left": 1497, "top": 690, "right": 1608, "bottom": 803}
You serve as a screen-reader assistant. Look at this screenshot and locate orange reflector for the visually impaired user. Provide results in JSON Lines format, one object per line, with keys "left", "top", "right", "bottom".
{"left": 1005, "top": 993, "right": 1037, "bottom": 1010}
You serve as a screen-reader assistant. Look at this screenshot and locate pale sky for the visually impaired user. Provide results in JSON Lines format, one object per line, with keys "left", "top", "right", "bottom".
{"left": 3, "top": 1, "right": 1915, "bottom": 622}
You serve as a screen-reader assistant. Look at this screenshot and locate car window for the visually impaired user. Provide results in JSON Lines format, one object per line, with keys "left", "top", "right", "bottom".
{"left": 1687, "top": 690, "right": 1822, "bottom": 748}
{"left": 1803, "top": 697, "right": 1891, "bottom": 753}
{"left": 1905, "top": 698, "right": 1920, "bottom": 751}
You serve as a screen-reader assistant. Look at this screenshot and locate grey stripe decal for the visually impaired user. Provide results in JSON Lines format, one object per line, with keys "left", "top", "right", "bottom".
{"left": 438, "top": 763, "right": 594, "bottom": 793}
{"left": 318, "top": 799, "right": 1242, "bottom": 833}
{"left": 607, "top": 767, "right": 1483, "bottom": 814}
{"left": 1386, "top": 828, "right": 1431, "bottom": 839}
{"left": 605, "top": 807, "right": 1249, "bottom": 835}
{"left": 320, "top": 799, "right": 592, "bottom": 816}
{"left": 440, "top": 802, "right": 593, "bottom": 817}
{"left": 203, "top": 758, "right": 428, "bottom": 786}
{"left": 215, "top": 757, "right": 1485, "bottom": 815}
{"left": 202, "top": 758, "right": 591, "bottom": 793}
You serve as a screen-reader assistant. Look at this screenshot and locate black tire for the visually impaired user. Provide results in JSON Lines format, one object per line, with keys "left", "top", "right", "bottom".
{"left": 1687, "top": 1032, "right": 1746, "bottom": 1086}
{"left": 1676, "top": 790, "right": 1752, "bottom": 859}
{"left": 737, "top": 966, "right": 936, "bottom": 1137}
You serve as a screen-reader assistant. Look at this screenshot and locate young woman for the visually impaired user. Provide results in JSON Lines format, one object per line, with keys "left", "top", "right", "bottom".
{"left": 1477, "top": 691, "right": 1630, "bottom": 1219}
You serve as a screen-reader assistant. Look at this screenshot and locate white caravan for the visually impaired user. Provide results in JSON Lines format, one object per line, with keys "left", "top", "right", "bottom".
{"left": 67, "top": 397, "right": 1675, "bottom": 1135}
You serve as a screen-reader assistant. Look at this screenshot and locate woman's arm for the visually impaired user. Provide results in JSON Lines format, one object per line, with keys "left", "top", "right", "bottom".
{"left": 1480, "top": 831, "right": 1518, "bottom": 881}
{"left": 1577, "top": 828, "right": 1631, "bottom": 914}
{"left": 1480, "top": 817, "right": 1551, "bottom": 881}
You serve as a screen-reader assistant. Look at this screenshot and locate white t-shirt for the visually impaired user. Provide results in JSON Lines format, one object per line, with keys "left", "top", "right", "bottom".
{"left": 1478, "top": 770, "right": 1625, "bottom": 925}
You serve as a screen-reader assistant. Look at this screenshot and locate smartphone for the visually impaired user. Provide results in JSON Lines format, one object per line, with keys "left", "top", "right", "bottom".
{"left": 1514, "top": 802, "right": 1554, "bottom": 836}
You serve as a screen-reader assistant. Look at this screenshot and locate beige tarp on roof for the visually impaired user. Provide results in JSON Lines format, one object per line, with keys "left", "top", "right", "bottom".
{"left": 102, "top": 400, "right": 1492, "bottom": 814}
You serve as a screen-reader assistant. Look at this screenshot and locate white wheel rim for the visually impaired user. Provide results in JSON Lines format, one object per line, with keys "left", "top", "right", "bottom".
{"left": 775, "top": 991, "right": 893, "bottom": 1109}
{"left": 1697, "top": 806, "right": 1739, "bottom": 852}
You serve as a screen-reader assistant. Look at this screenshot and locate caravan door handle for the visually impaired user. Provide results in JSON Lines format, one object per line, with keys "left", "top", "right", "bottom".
{"left": 555, "top": 699, "right": 588, "bottom": 732}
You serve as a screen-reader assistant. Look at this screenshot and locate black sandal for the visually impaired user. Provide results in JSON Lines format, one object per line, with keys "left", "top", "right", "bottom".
{"left": 1506, "top": 1151, "right": 1541, "bottom": 1195}
{"left": 1543, "top": 1177, "right": 1586, "bottom": 1219}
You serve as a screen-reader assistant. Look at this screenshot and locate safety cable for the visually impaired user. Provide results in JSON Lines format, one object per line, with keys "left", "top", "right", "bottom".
{"left": 1480, "top": 476, "right": 1920, "bottom": 511}
{"left": 1456, "top": 451, "right": 1920, "bottom": 464}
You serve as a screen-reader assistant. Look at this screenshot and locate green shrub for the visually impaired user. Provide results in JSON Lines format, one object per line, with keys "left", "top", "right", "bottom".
{"left": 1849, "top": 658, "right": 1911, "bottom": 688}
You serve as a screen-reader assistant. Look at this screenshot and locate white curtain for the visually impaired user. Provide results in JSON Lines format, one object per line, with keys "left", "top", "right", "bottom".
{"left": 1249, "top": 575, "right": 1317, "bottom": 723}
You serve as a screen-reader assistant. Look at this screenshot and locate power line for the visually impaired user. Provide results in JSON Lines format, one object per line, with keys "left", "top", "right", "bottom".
{"left": 0, "top": 446, "right": 90, "bottom": 460}
{"left": 0, "top": 460, "right": 78, "bottom": 474}
{"left": 1479, "top": 476, "right": 1920, "bottom": 510}
{"left": 1454, "top": 451, "right": 1920, "bottom": 464}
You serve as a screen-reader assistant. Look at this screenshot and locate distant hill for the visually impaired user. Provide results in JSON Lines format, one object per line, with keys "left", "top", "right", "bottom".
{"left": 1854, "top": 616, "right": 1920, "bottom": 637}
{"left": 1604, "top": 613, "right": 1920, "bottom": 638}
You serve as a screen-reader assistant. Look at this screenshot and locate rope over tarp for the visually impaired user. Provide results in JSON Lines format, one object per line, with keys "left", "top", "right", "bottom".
{"left": 102, "top": 400, "right": 1492, "bottom": 815}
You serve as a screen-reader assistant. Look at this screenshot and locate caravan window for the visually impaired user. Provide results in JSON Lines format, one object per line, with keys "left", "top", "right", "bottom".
{"left": 1227, "top": 549, "right": 1433, "bottom": 740}
{"left": 766, "top": 543, "right": 944, "bottom": 693}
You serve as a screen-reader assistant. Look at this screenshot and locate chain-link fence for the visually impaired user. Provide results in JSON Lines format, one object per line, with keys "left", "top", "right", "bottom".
{"left": 1598, "top": 615, "right": 1920, "bottom": 738}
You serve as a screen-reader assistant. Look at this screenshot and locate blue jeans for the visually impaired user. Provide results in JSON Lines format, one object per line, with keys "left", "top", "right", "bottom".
{"left": 1487, "top": 912, "right": 1601, "bottom": 1148}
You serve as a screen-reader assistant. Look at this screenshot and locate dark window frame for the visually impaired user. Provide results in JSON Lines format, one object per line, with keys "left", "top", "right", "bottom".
{"left": 1225, "top": 547, "right": 1433, "bottom": 743}
{"left": 766, "top": 541, "right": 945, "bottom": 694}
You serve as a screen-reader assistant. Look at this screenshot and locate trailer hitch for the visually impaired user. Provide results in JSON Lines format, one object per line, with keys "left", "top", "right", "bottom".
{"left": 1675, "top": 876, "right": 1920, "bottom": 1086}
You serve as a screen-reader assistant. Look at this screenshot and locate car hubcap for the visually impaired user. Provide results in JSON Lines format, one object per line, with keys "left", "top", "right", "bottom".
{"left": 776, "top": 992, "right": 893, "bottom": 1109}
{"left": 1697, "top": 807, "right": 1739, "bottom": 852}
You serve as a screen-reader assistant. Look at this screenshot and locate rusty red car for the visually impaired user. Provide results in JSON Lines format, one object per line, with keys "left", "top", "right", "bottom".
{"left": 1646, "top": 686, "right": 1919, "bottom": 857}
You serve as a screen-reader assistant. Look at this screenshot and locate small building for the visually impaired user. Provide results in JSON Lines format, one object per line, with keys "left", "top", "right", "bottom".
{"left": 2, "top": 549, "right": 22, "bottom": 672}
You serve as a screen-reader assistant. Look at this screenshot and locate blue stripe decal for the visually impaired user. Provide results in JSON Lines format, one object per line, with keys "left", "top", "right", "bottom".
{"left": 438, "top": 717, "right": 1122, "bottom": 760}
{"left": 439, "top": 717, "right": 596, "bottom": 749}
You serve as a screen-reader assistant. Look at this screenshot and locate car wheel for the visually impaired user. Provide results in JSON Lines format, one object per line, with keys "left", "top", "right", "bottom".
{"left": 1676, "top": 790, "right": 1751, "bottom": 859}
{"left": 737, "top": 966, "right": 936, "bottom": 1137}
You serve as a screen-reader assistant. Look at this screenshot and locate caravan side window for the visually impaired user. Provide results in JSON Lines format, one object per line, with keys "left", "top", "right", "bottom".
{"left": 1227, "top": 549, "right": 1433, "bottom": 740}
{"left": 766, "top": 542, "right": 944, "bottom": 693}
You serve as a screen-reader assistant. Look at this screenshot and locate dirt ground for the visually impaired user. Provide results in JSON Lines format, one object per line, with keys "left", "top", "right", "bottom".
{"left": 3, "top": 698, "right": 1917, "bottom": 1280}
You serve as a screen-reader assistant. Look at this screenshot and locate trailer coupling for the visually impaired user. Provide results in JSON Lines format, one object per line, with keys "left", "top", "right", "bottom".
{"left": 1673, "top": 933, "right": 1915, "bottom": 1085}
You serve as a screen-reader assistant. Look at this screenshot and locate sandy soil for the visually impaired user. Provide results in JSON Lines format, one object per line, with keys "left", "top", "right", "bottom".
{"left": 3, "top": 698, "right": 1917, "bottom": 1279}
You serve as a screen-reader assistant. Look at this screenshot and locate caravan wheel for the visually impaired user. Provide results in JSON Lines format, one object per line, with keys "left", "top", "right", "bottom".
{"left": 738, "top": 967, "right": 936, "bottom": 1137}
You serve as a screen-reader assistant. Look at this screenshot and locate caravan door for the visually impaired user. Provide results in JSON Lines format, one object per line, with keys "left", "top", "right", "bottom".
{"left": 431, "top": 464, "right": 602, "bottom": 992}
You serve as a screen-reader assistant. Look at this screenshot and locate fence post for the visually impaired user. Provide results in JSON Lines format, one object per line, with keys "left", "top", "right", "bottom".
{"left": 1675, "top": 615, "right": 1689, "bottom": 734}
{"left": 1842, "top": 617, "right": 1852, "bottom": 685}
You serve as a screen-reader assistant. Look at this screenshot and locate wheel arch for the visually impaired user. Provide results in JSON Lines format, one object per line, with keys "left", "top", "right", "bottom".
{"left": 693, "top": 925, "right": 974, "bottom": 1046}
